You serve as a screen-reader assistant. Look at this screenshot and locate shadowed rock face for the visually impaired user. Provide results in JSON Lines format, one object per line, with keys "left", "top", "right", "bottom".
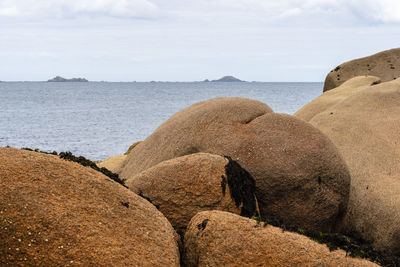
{"left": 0, "top": 148, "right": 180, "bottom": 266}
{"left": 296, "top": 78, "right": 400, "bottom": 255}
{"left": 183, "top": 211, "right": 379, "bottom": 267}
{"left": 126, "top": 153, "right": 257, "bottom": 230}
{"left": 120, "top": 97, "right": 350, "bottom": 232}
{"left": 323, "top": 48, "right": 400, "bottom": 92}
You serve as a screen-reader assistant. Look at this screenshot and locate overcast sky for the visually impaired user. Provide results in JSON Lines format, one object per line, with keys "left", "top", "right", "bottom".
{"left": 0, "top": 0, "right": 399, "bottom": 81}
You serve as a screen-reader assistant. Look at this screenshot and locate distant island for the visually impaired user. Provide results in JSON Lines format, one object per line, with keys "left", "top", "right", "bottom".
{"left": 208, "top": 76, "right": 244, "bottom": 82}
{"left": 47, "top": 76, "right": 88, "bottom": 82}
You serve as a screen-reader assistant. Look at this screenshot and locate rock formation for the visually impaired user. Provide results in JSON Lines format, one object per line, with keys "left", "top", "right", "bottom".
{"left": 323, "top": 48, "right": 400, "bottom": 92}
{"left": 120, "top": 97, "right": 350, "bottom": 232}
{"left": 126, "top": 153, "right": 257, "bottom": 230}
{"left": 97, "top": 154, "right": 127, "bottom": 174}
{"left": 183, "top": 211, "right": 379, "bottom": 267}
{"left": 97, "top": 141, "right": 141, "bottom": 174}
{"left": 296, "top": 76, "right": 381, "bottom": 121}
{"left": 0, "top": 148, "right": 180, "bottom": 266}
{"left": 295, "top": 77, "right": 400, "bottom": 255}
{"left": 211, "top": 76, "right": 243, "bottom": 82}
{"left": 47, "top": 76, "right": 88, "bottom": 82}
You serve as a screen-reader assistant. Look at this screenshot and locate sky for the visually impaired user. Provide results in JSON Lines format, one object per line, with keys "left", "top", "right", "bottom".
{"left": 0, "top": 0, "right": 400, "bottom": 82}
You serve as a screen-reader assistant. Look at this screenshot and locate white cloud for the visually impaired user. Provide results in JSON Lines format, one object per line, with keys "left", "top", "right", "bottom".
{"left": 1, "top": 0, "right": 399, "bottom": 23}
{"left": 0, "top": 0, "right": 159, "bottom": 19}
{"left": 346, "top": 0, "right": 400, "bottom": 23}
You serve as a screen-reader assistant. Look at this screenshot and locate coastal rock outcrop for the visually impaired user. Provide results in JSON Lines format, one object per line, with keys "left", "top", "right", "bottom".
{"left": 0, "top": 148, "right": 180, "bottom": 266}
{"left": 211, "top": 75, "right": 243, "bottom": 82}
{"left": 295, "top": 78, "right": 400, "bottom": 255}
{"left": 323, "top": 48, "right": 400, "bottom": 92}
{"left": 296, "top": 76, "right": 381, "bottom": 121}
{"left": 97, "top": 154, "right": 127, "bottom": 174}
{"left": 96, "top": 141, "right": 141, "bottom": 174}
{"left": 126, "top": 153, "right": 257, "bottom": 230}
{"left": 183, "top": 211, "right": 379, "bottom": 267}
{"left": 47, "top": 76, "right": 88, "bottom": 82}
{"left": 120, "top": 97, "right": 350, "bottom": 232}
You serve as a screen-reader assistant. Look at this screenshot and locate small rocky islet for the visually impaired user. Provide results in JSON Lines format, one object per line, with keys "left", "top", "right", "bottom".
{"left": 47, "top": 76, "right": 88, "bottom": 82}
{"left": 2, "top": 48, "right": 400, "bottom": 266}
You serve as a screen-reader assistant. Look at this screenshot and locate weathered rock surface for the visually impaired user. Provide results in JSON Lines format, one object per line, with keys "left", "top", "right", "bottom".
{"left": 323, "top": 48, "right": 400, "bottom": 92}
{"left": 183, "top": 211, "right": 379, "bottom": 267}
{"left": 97, "top": 154, "right": 127, "bottom": 174}
{"left": 0, "top": 147, "right": 180, "bottom": 266}
{"left": 296, "top": 76, "right": 381, "bottom": 121}
{"left": 296, "top": 78, "right": 400, "bottom": 255}
{"left": 120, "top": 97, "right": 350, "bottom": 232}
{"left": 126, "top": 153, "right": 257, "bottom": 230}
{"left": 96, "top": 141, "right": 141, "bottom": 174}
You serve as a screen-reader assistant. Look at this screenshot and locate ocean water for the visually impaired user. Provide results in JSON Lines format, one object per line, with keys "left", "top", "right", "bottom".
{"left": 0, "top": 82, "right": 322, "bottom": 160}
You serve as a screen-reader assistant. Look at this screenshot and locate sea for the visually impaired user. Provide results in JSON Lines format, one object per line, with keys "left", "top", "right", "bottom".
{"left": 0, "top": 82, "right": 322, "bottom": 160}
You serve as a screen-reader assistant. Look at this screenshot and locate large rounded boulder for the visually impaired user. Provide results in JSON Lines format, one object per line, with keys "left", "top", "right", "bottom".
{"left": 183, "top": 211, "right": 379, "bottom": 267}
{"left": 295, "top": 79, "right": 400, "bottom": 255}
{"left": 296, "top": 76, "right": 380, "bottom": 121}
{"left": 323, "top": 48, "right": 400, "bottom": 92}
{"left": 0, "top": 148, "right": 180, "bottom": 266}
{"left": 120, "top": 97, "right": 350, "bottom": 232}
{"left": 126, "top": 153, "right": 257, "bottom": 230}
{"left": 97, "top": 154, "right": 127, "bottom": 174}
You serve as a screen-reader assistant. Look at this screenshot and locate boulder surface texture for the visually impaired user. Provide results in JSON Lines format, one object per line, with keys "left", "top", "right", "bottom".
{"left": 183, "top": 211, "right": 379, "bottom": 267}
{"left": 120, "top": 97, "right": 351, "bottom": 232}
{"left": 97, "top": 154, "right": 127, "bottom": 174}
{"left": 295, "top": 78, "right": 400, "bottom": 255}
{"left": 0, "top": 148, "right": 180, "bottom": 266}
{"left": 126, "top": 153, "right": 257, "bottom": 230}
{"left": 323, "top": 47, "right": 400, "bottom": 92}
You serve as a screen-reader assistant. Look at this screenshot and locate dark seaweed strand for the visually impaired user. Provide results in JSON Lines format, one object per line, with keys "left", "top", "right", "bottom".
{"left": 224, "top": 156, "right": 257, "bottom": 218}
{"left": 21, "top": 148, "right": 127, "bottom": 188}
{"left": 257, "top": 217, "right": 400, "bottom": 267}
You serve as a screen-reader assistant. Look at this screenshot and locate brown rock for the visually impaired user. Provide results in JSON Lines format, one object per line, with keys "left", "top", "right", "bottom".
{"left": 296, "top": 79, "right": 400, "bottom": 255}
{"left": 97, "top": 154, "right": 127, "bottom": 174}
{"left": 125, "top": 141, "right": 142, "bottom": 155}
{"left": 120, "top": 97, "right": 350, "bottom": 232}
{"left": 126, "top": 153, "right": 257, "bottom": 230}
{"left": 323, "top": 48, "right": 400, "bottom": 92}
{"left": 96, "top": 141, "right": 142, "bottom": 174}
{"left": 0, "top": 148, "right": 180, "bottom": 266}
{"left": 183, "top": 211, "right": 379, "bottom": 267}
{"left": 296, "top": 76, "right": 381, "bottom": 121}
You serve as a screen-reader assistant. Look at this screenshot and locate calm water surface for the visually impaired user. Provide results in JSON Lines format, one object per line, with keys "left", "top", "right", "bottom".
{"left": 0, "top": 82, "right": 322, "bottom": 160}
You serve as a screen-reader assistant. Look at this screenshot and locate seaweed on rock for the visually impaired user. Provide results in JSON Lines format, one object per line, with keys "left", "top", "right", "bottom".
{"left": 255, "top": 217, "right": 400, "bottom": 266}
{"left": 224, "top": 156, "right": 257, "bottom": 218}
{"left": 21, "top": 148, "right": 126, "bottom": 188}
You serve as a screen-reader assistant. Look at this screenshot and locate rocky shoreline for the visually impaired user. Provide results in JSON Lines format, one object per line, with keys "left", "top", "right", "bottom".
{"left": 2, "top": 48, "right": 400, "bottom": 266}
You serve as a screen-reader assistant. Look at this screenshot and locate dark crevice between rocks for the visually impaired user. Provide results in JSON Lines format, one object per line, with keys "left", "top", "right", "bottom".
{"left": 137, "top": 190, "right": 160, "bottom": 210}
{"left": 253, "top": 216, "right": 400, "bottom": 267}
{"left": 223, "top": 156, "right": 257, "bottom": 218}
{"left": 21, "top": 148, "right": 127, "bottom": 188}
